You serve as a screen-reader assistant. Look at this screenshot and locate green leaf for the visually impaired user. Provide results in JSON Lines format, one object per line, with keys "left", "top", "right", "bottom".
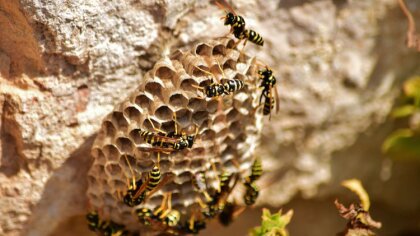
{"left": 391, "top": 105, "right": 417, "bottom": 118}
{"left": 250, "top": 208, "right": 293, "bottom": 236}
{"left": 382, "top": 129, "right": 420, "bottom": 161}
{"left": 403, "top": 76, "right": 420, "bottom": 106}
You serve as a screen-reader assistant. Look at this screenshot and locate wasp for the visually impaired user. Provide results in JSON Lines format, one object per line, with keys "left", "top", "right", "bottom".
{"left": 258, "top": 66, "right": 279, "bottom": 119}
{"left": 179, "top": 212, "right": 207, "bottom": 235}
{"left": 245, "top": 157, "right": 262, "bottom": 183}
{"left": 193, "top": 61, "right": 245, "bottom": 98}
{"left": 138, "top": 115, "right": 198, "bottom": 153}
{"left": 216, "top": 0, "right": 264, "bottom": 47}
{"left": 122, "top": 155, "right": 170, "bottom": 207}
{"left": 218, "top": 201, "right": 246, "bottom": 226}
{"left": 86, "top": 211, "right": 128, "bottom": 236}
{"left": 242, "top": 157, "right": 262, "bottom": 206}
{"left": 153, "top": 193, "right": 181, "bottom": 227}
{"left": 243, "top": 181, "right": 259, "bottom": 205}
{"left": 199, "top": 172, "right": 239, "bottom": 218}
{"left": 192, "top": 172, "right": 213, "bottom": 203}
{"left": 136, "top": 208, "right": 154, "bottom": 226}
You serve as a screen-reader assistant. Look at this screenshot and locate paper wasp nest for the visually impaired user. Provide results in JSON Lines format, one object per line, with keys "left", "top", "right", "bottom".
{"left": 86, "top": 37, "right": 263, "bottom": 233}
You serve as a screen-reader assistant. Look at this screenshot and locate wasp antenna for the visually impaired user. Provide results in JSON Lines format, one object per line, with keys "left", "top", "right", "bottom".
{"left": 191, "top": 84, "right": 204, "bottom": 90}
{"left": 147, "top": 116, "right": 166, "bottom": 134}
{"left": 215, "top": 59, "right": 226, "bottom": 79}
{"left": 194, "top": 65, "right": 216, "bottom": 81}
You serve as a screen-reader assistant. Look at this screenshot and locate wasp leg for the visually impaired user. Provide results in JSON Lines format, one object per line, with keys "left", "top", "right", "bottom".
{"left": 159, "top": 193, "right": 173, "bottom": 219}
{"left": 154, "top": 193, "right": 168, "bottom": 216}
{"left": 123, "top": 155, "right": 137, "bottom": 189}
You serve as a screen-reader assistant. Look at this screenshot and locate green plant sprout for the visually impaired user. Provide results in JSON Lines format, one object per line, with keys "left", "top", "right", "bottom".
{"left": 249, "top": 208, "right": 293, "bottom": 236}
{"left": 382, "top": 75, "right": 420, "bottom": 161}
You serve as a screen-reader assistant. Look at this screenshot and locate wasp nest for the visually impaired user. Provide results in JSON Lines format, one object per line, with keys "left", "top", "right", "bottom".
{"left": 87, "top": 37, "right": 263, "bottom": 233}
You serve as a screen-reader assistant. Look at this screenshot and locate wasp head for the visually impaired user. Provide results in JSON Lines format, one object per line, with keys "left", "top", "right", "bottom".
{"left": 224, "top": 12, "right": 235, "bottom": 25}
{"left": 186, "top": 135, "right": 195, "bottom": 148}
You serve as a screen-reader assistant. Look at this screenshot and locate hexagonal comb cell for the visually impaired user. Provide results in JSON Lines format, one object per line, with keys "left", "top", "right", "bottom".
{"left": 87, "top": 37, "right": 263, "bottom": 233}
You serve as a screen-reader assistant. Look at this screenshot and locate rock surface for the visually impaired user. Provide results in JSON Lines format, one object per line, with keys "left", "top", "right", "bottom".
{"left": 1, "top": 0, "right": 420, "bottom": 235}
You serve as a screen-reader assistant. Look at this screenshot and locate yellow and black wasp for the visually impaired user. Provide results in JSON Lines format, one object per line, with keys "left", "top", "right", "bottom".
{"left": 138, "top": 115, "right": 198, "bottom": 153}
{"left": 135, "top": 208, "right": 154, "bottom": 226}
{"left": 199, "top": 172, "right": 239, "bottom": 218}
{"left": 86, "top": 211, "right": 128, "bottom": 236}
{"left": 192, "top": 172, "right": 213, "bottom": 203}
{"left": 193, "top": 60, "right": 245, "bottom": 98}
{"left": 153, "top": 193, "right": 182, "bottom": 227}
{"left": 218, "top": 201, "right": 245, "bottom": 226}
{"left": 215, "top": 0, "right": 264, "bottom": 47}
{"left": 243, "top": 181, "right": 259, "bottom": 205}
{"left": 258, "top": 66, "right": 279, "bottom": 119}
{"left": 245, "top": 157, "right": 262, "bottom": 183}
{"left": 122, "top": 155, "right": 171, "bottom": 207}
{"left": 243, "top": 157, "right": 263, "bottom": 206}
{"left": 179, "top": 212, "right": 207, "bottom": 235}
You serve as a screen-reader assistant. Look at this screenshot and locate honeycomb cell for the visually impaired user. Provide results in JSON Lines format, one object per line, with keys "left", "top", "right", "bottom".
{"left": 233, "top": 73, "right": 246, "bottom": 82}
{"left": 190, "top": 159, "right": 206, "bottom": 171}
{"left": 223, "top": 59, "right": 236, "bottom": 70}
{"left": 128, "top": 129, "right": 142, "bottom": 144}
{"left": 155, "top": 65, "right": 176, "bottom": 84}
{"left": 154, "top": 105, "right": 174, "bottom": 121}
{"left": 176, "top": 171, "right": 193, "bottom": 184}
{"left": 192, "top": 65, "right": 211, "bottom": 77}
{"left": 142, "top": 117, "right": 160, "bottom": 132}
{"left": 180, "top": 78, "right": 199, "bottom": 92}
{"left": 187, "top": 97, "right": 206, "bottom": 111}
{"left": 229, "top": 120, "right": 243, "bottom": 137}
{"left": 225, "top": 38, "right": 235, "bottom": 48}
{"left": 134, "top": 93, "right": 153, "bottom": 111}
{"left": 105, "top": 162, "right": 123, "bottom": 177}
{"left": 145, "top": 81, "right": 164, "bottom": 99}
{"left": 115, "top": 137, "right": 134, "bottom": 153}
{"left": 123, "top": 106, "right": 142, "bottom": 123}
{"left": 190, "top": 147, "right": 205, "bottom": 156}
{"left": 103, "top": 144, "right": 120, "bottom": 162}
{"left": 192, "top": 110, "right": 208, "bottom": 125}
{"left": 136, "top": 157, "right": 155, "bottom": 170}
{"left": 159, "top": 160, "right": 173, "bottom": 173}
{"left": 206, "top": 99, "right": 219, "bottom": 114}
{"left": 212, "top": 44, "right": 225, "bottom": 56}
{"left": 199, "top": 128, "right": 216, "bottom": 141}
{"left": 175, "top": 109, "right": 192, "bottom": 128}
{"left": 160, "top": 120, "right": 176, "bottom": 133}
{"left": 169, "top": 93, "right": 188, "bottom": 108}
{"left": 102, "top": 120, "right": 116, "bottom": 137}
{"left": 195, "top": 43, "right": 212, "bottom": 56}
{"left": 92, "top": 148, "right": 106, "bottom": 163}
{"left": 111, "top": 111, "right": 129, "bottom": 131}
{"left": 227, "top": 108, "right": 239, "bottom": 121}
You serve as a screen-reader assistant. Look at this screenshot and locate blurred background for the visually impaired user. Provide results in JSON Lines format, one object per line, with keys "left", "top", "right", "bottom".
{"left": 1, "top": 0, "right": 419, "bottom": 235}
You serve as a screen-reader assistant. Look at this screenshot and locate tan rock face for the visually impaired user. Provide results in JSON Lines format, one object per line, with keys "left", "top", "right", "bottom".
{"left": 87, "top": 38, "right": 262, "bottom": 232}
